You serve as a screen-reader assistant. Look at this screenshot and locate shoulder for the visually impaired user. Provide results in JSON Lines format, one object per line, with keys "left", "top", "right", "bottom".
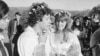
{"left": 90, "top": 28, "right": 100, "bottom": 40}
{"left": 18, "top": 31, "right": 37, "bottom": 42}
{"left": 18, "top": 31, "right": 31, "bottom": 40}
{"left": 93, "top": 28, "right": 100, "bottom": 35}
{"left": 17, "top": 31, "right": 39, "bottom": 48}
{"left": 90, "top": 28, "right": 100, "bottom": 42}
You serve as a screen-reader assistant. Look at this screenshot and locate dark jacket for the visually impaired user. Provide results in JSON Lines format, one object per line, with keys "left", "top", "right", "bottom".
{"left": 8, "top": 19, "right": 17, "bottom": 39}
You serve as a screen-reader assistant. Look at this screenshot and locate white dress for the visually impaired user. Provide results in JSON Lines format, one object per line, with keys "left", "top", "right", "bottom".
{"left": 45, "top": 31, "right": 83, "bottom": 56}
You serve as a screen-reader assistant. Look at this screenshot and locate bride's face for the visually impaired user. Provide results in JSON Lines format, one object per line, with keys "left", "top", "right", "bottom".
{"left": 57, "top": 18, "right": 67, "bottom": 31}
{"left": 40, "top": 14, "right": 51, "bottom": 30}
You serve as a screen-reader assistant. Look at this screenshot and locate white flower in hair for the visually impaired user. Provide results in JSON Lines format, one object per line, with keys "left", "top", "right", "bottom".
{"left": 41, "top": 5, "right": 44, "bottom": 8}
{"left": 29, "top": 12, "right": 32, "bottom": 14}
{"left": 32, "top": 8, "right": 35, "bottom": 11}
{"left": 58, "top": 12, "right": 61, "bottom": 15}
{"left": 60, "top": 11, "right": 64, "bottom": 13}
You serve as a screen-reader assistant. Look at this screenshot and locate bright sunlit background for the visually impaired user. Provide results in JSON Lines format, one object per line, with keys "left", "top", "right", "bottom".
{"left": 4, "top": 0, "right": 100, "bottom": 11}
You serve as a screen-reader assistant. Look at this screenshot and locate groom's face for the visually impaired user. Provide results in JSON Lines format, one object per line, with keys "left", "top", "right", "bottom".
{"left": 40, "top": 14, "right": 51, "bottom": 30}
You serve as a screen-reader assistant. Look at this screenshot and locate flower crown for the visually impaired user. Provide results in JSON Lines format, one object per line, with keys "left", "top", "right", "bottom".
{"left": 28, "top": 2, "right": 48, "bottom": 15}
{"left": 56, "top": 11, "right": 71, "bottom": 18}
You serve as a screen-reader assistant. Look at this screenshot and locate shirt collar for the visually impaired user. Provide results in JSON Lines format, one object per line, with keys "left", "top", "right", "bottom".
{"left": 25, "top": 26, "right": 38, "bottom": 37}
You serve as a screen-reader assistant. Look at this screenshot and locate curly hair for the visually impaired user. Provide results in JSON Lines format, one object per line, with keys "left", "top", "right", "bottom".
{"left": 27, "top": 2, "right": 52, "bottom": 27}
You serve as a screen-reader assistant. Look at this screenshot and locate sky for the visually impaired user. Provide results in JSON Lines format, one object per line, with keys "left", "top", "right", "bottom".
{"left": 3, "top": 0, "right": 100, "bottom": 11}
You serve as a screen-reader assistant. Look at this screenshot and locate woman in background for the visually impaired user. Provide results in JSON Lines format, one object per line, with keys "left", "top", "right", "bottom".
{"left": 0, "top": 0, "right": 9, "bottom": 56}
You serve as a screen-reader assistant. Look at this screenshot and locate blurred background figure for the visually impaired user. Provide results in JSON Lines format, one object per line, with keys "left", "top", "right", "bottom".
{"left": 90, "top": 13, "right": 100, "bottom": 56}
{"left": 8, "top": 12, "right": 24, "bottom": 56}
{"left": 90, "top": 28, "right": 100, "bottom": 56}
{"left": 0, "top": 0, "right": 9, "bottom": 56}
{"left": 91, "top": 14, "right": 100, "bottom": 33}
{"left": 8, "top": 12, "right": 23, "bottom": 42}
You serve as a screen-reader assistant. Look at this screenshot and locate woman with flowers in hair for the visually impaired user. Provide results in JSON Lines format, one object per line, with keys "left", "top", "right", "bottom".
{"left": 17, "top": 2, "right": 52, "bottom": 56}
{"left": 45, "top": 11, "right": 83, "bottom": 56}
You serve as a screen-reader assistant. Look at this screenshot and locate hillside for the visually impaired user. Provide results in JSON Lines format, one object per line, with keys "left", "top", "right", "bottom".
{"left": 8, "top": 7, "right": 29, "bottom": 19}
{"left": 9, "top": 7, "right": 90, "bottom": 19}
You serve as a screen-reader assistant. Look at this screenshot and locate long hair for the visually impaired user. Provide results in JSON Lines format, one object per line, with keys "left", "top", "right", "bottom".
{"left": 55, "top": 11, "right": 73, "bottom": 32}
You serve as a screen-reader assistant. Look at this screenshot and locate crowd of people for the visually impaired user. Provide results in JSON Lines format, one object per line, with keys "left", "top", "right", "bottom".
{"left": 0, "top": 0, "right": 100, "bottom": 56}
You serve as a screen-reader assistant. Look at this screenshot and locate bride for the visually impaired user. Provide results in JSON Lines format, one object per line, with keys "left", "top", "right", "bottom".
{"left": 45, "top": 11, "right": 83, "bottom": 56}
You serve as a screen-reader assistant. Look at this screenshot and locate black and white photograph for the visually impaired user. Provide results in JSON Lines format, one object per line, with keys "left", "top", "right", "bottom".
{"left": 0, "top": 0, "right": 100, "bottom": 56}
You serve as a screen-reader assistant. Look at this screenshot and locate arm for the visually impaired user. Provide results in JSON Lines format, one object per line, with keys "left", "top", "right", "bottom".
{"left": 10, "top": 20, "right": 17, "bottom": 43}
{"left": 8, "top": 20, "right": 12, "bottom": 39}
{"left": 8, "top": 20, "right": 16, "bottom": 42}
{"left": 0, "top": 41, "right": 9, "bottom": 56}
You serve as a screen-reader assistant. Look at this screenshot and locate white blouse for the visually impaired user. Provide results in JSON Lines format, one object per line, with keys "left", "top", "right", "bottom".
{"left": 17, "top": 26, "right": 39, "bottom": 56}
